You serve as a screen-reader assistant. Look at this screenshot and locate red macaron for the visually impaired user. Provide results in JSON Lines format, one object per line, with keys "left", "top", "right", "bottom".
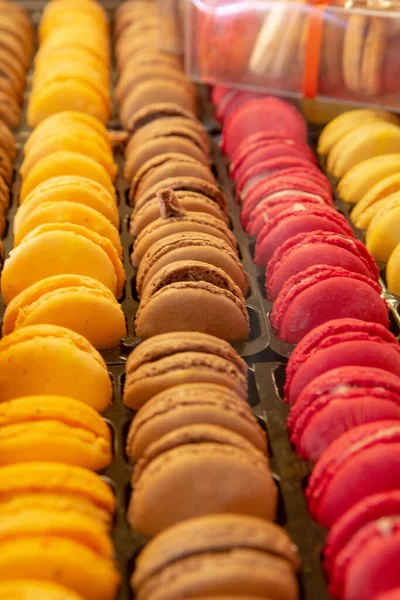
{"left": 248, "top": 198, "right": 328, "bottom": 236}
{"left": 375, "top": 590, "right": 400, "bottom": 600}
{"left": 231, "top": 135, "right": 316, "bottom": 180}
{"left": 215, "top": 90, "right": 266, "bottom": 123}
{"left": 307, "top": 420, "right": 400, "bottom": 528}
{"left": 221, "top": 97, "right": 308, "bottom": 158}
{"left": 288, "top": 366, "right": 400, "bottom": 461}
{"left": 266, "top": 231, "right": 379, "bottom": 300}
{"left": 237, "top": 162, "right": 331, "bottom": 201}
{"left": 270, "top": 265, "right": 389, "bottom": 344}
{"left": 254, "top": 207, "right": 354, "bottom": 267}
{"left": 325, "top": 490, "right": 400, "bottom": 579}
{"left": 242, "top": 175, "right": 333, "bottom": 231}
{"left": 284, "top": 319, "right": 400, "bottom": 405}
{"left": 329, "top": 515, "right": 400, "bottom": 600}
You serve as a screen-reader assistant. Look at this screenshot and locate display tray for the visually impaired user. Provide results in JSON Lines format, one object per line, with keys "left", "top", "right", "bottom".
{"left": 2, "top": 2, "right": 381, "bottom": 599}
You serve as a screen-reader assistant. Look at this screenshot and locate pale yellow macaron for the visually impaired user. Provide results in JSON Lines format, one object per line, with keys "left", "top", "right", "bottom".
{"left": 0, "top": 580, "right": 85, "bottom": 599}
{"left": 366, "top": 194, "right": 400, "bottom": 262}
{"left": 351, "top": 174, "right": 400, "bottom": 229}
{"left": 0, "top": 325, "right": 112, "bottom": 410}
{"left": 3, "top": 275, "right": 126, "bottom": 349}
{"left": 387, "top": 242, "right": 400, "bottom": 296}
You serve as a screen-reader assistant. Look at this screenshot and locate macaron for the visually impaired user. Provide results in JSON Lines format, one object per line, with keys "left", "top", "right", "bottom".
{"left": 325, "top": 490, "right": 400, "bottom": 578}
{"left": 126, "top": 383, "right": 266, "bottom": 461}
{"left": 270, "top": 265, "right": 389, "bottom": 343}
{"left": 131, "top": 190, "right": 236, "bottom": 267}
{"left": 266, "top": 231, "right": 379, "bottom": 300}
{"left": 222, "top": 97, "right": 307, "bottom": 158}
{"left": 125, "top": 102, "right": 199, "bottom": 135}
{"left": 366, "top": 194, "right": 400, "bottom": 261}
{"left": 213, "top": 89, "right": 265, "bottom": 123}
{"left": 231, "top": 132, "right": 316, "bottom": 176}
{"left": 284, "top": 319, "right": 400, "bottom": 405}
{"left": 0, "top": 580, "right": 85, "bottom": 600}
{"left": 20, "top": 152, "right": 115, "bottom": 202}
{"left": 0, "top": 506, "right": 119, "bottom": 600}
{"left": 1, "top": 223, "right": 125, "bottom": 303}
{"left": 329, "top": 514, "right": 400, "bottom": 600}
{"left": 0, "top": 325, "right": 112, "bottom": 411}
{"left": 288, "top": 366, "right": 400, "bottom": 461}
{"left": 123, "top": 331, "right": 248, "bottom": 410}
{"left": 136, "top": 232, "right": 248, "bottom": 296}
{"left": 0, "top": 119, "right": 16, "bottom": 161}
{"left": 2, "top": 275, "right": 126, "bottom": 349}
{"left": 120, "top": 80, "right": 197, "bottom": 129}
{"left": 16, "top": 175, "right": 119, "bottom": 231}
{"left": 135, "top": 260, "right": 249, "bottom": 342}
{"left": 337, "top": 154, "right": 400, "bottom": 205}
{"left": 116, "top": 64, "right": 192, "bottom": 106}
{"left": 387, "top": 242, "right": 400, "bottom": 295}
{"left": 129, "top": 153, "right": 216, "bottom": 201}
{"left": 351, "top": 175, "right": 400, "bottom": 229}
{"left": 128, "top": 424, "right": 277, "bottom": 536}
{"left": 248, "top": 198, "right": 331, "bottom": 237}
{"left": 307, "top": 421, "right": 400, "bottom": 528}
{"left": 0, "top": 395, "right": 112, "bottom": 470}
{"left": 130, "top": 190, "right": 229, "bottom": 236}
{"left": 254, "top": 206, "right": 354, "bottom": 267}
{"left": 132, "top": 514, "right": 299, "bottom": 600}
{"left": 0, "top": 461, "right": 115, "bottom": 529}
{"left": 242, "top": 175, "right": 333, "bottom": 230}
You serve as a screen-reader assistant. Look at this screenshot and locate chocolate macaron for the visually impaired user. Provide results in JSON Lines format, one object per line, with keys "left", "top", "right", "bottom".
{"left": 128, "top": 425, "right": 278, "bottom": 536}
{"left": 134, "top": 260, "right": 249, "bottom": 342}
{"left": 132, "top": 514, "right": 299, "bottom": 599}
{"left": 126, "top": 383, "right": 266, "bottom": 460}
{"left": 123, "top": 331, "right": 248, "bottom": 410}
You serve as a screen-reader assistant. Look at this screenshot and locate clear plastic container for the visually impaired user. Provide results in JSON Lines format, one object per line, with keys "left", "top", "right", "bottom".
{"left": 185, "top": 0, "right": 400, "bottom": 111}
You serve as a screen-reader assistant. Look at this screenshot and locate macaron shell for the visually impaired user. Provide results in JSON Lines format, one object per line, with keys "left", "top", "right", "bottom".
{"left": 248, "top": 198, "right": 326, "bottom": 236}
{"left": 0, "top": 325, "right": 112, "bottom": 411}
{"left": 129, "top": 444, "right": 276, "bottom": 536}
{"left": 266, "top": 232, "right": 378, "bottom": 300}
{"left": 16, "top": 176, "right": 119, "bottom": 230}
{"left": 0, "top": 580, "right": 85, "bottom": 599}
{"left": 387, "top": 242, "right": 400, "bottom": 295}
{"left": 126, "top": 383, "right": 266, "bottom": 459}
{"left": 20, "top": 152, "right": 115, "bottom": 202}
{"left": 350, "top": 175, "right": 400, "bottom": 229}
{"left": 325, "top": 490, "right": 400, "bottom": 577}
{"left": 271, "top": 266, "right": 389, "bottom": 343}
{"left": 287, "top": 338, "right": 400, "bottom": 404}
{"left": 337, "top": 154, "right": 400, "bottom": 205}
{"left": 255, "top": 207, "right": 354, "bottom": 266}
{"left": 366, "top": 200, "right": 400, "bottom": 261}
{"left": 123, "top": 352, "right": 247, "bottom": 410}
{"left": 3, "top": 274, "right": 126, "bottom": 349}
{"left": 134, "top": 550, "right": 297, "bottom": 600}
{"left": 14, "top": 202, "right": 122, "bottom": 255}
{"left": 0, "top": 461, "right": 115, "bottom": 518}
{"left": 307, "top": 421, "right": 400, "bottom": 527}
{"left": 27, "top": 79, "right": 110, "bottom": 127}
{"left": 0, "top": 395, "right": 112, "bottom": 469}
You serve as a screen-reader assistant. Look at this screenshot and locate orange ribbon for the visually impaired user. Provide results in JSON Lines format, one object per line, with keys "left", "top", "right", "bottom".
{"left": 302, "top": 2, "right": 326, "bottom": 99}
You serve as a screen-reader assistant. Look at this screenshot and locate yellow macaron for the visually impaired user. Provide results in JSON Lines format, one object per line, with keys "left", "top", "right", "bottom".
{"left": 0, "top": 395, "right": 112, "bottom": 470}
{"left": 20, "top": 152, "right": 115, "bottom": 202}
{"left": 39, "top": 0, "right": 109, "bottom": 42}
{"left": 366, "top": 193, "right": 400, "bottom": 262}
{"left": 0, "top": 507, "right": 119, "bottom": 600}
{"left": 1, "top": 223, "right": 126, "bottom": 303}
{"left": 0, "top": 580, "right": 85, "bottom": 599}
{"left": 3, "top": 275, "right": 126, "bottom": 349}
{"left": 0, "top": 325, "right": 112, "bottom": 410}
{"left": 20, "top": 130, "right": 117, "bottom": 182}
{"left": 338, "top": 154, "right": 400, "bottom": 204}
{"left": 351, "top": 174, "right": 400, "bottom": 229}
{"left": 387, "top": 242, "right": 400, "bottom": 296}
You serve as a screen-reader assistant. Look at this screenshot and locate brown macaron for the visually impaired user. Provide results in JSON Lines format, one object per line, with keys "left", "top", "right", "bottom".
{"left": 0, "top": 174, "right": 9, "bottom": 213}
{"left": 132, "top": 514, "right": 299, "bottom": 600}
{"left": 0, "top": 119, "right": 17, "bottom": 161}
{"left": 0, "top": 92, "right": 21, "bottom": 129}
{"left": 134, "top": 260, "right": 249, "bottom": 342}
{"left": 131, "top": 190, "right": 236, "bottom": 266}
{"left": 123, "top": 331, "right": 248, "bottom": 410}
{"left": 130, "top": 190, "right": 229, "bottom": 235}
{"left": 116, "top": 64, "right": 190, "bottom": 106}
{"left": 129, "top": 154, "right": 216, "bottom": 202}
{"left": 0, "top": 146, "right": 13, "bottom": 185}
{"left": 128, "top": 425, "right": 278, "bottom": 537}
{"left": 126, "top": 383, "right": 266, "bottom": 461}
{"left": 136, "top": 231, "right": 248, "bottom": 295}
{"left": 120, "top": 81, "right": 197, "bottom": 129}
{"left": 126, "top": 102, "right": 200, "bottom": 134}
{"left": 127, "top": 117, "right": 210, "bottom": 156}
